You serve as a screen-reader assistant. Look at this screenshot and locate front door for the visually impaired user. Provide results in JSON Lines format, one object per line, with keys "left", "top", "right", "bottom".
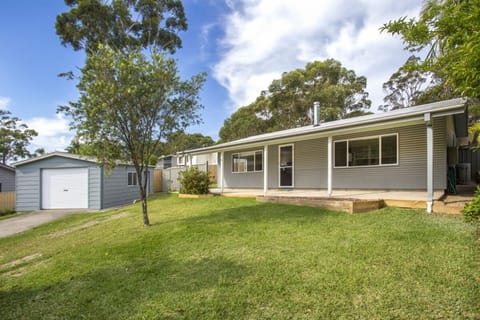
{"left": 279, "top": 145, "right": 294, "bottom": 187}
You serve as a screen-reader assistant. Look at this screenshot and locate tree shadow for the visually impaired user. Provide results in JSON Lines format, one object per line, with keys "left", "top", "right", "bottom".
{"left": 0, "top": 255, "right": 247, "bottom": 319}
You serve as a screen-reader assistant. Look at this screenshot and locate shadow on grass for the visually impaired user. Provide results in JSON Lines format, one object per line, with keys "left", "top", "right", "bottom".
{"left": 0, "top": 255, "right": 247, "bottom": 319}
{"left": 150, "top": 198, "right": 345, "bottom": 228}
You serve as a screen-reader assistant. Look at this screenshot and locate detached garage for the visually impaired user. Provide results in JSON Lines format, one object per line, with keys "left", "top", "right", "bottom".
{"left": 14, "top": 152, "right": 153, "bottom": 211}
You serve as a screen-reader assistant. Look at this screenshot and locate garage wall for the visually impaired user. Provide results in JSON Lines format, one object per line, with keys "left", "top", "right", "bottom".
{"left": 102, "top": 166, "right": 153, "bottom": 208}
{"left": 15, "top": 157, "right": 101, "bottom": 211}
{"left": 0, "top": 167, "right": 15, "bottom": 192}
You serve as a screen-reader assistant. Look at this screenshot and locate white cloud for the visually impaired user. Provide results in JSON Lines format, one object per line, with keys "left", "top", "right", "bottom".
{"left": 213, "top": 0, "right": 422, "bottom": 111}
{"left": 25, "top": 113, "right": 73, "bottom": 152}
{"left": 0, "top": 96, "right": 11, "bottom": 110}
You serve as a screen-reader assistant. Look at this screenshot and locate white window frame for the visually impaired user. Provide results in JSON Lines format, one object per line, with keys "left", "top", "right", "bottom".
{"left": 333, "top": 133, "right": 399, "bottom": 168}
{"left": 127, "top": 172, "right": 138, "bottom": 186}
{"left": 177, "top": 155, "right": 185, "bottom": 166}
{"left": 231, "top": 150, "right": 263, "bottom": 173}
{"left": 278, "top": 144, "right": 294, "bottom": 188}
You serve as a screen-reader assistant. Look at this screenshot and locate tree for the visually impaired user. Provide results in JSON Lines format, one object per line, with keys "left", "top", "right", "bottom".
{"left": 58, "top": 45, "right": 205, "bottom": 226}
{"left": 162, "top": 131, "right": 214, "bottom": 155}
{"left": 0, "top": 109, "right": 38, "bottom": 164}
{"left": 219, "top": 59, "right": 371, "bottom": 142}
{"left": 56, "top": 0, "right": 187, "bottom": 53}
{"left": 219, "top": 102, "right": 268, "bottom": 142}
{"left": 380, "top": 56, "right": 430, "bottom": 111}
{"left": 381, "top": 0, "right": 480, "bottom": 99}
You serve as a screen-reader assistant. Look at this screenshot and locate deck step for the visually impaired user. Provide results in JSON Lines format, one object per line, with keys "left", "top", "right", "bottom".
{"left": 257, "top": 195, "right": 383, "bottom": 214}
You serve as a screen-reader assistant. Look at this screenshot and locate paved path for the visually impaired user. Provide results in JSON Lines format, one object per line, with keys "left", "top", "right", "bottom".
{"left": 0, "top": 210, "right": 94, "bottom": 238}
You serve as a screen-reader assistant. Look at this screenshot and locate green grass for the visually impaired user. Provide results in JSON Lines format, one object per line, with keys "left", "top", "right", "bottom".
{"left": 0, "top": 194, "right": 479, "bottom": 319}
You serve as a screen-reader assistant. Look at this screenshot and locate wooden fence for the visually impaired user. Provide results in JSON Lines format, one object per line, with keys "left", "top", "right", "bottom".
{"left": 153, "top": 169, "right": 162, "bottom": 192}
{"left": 0, "top": 192, "right": 15, "bottom": 211}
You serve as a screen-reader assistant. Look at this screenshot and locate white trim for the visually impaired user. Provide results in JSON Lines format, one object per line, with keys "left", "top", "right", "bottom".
{"left": 327, "top": 136, "right": 332, "bottom": 196}
{"left": 278, "top": 144, "right": 294, "bottom": 188}
{"left": 220, "top": 151, "right": 224, "bottom": 193}
{"left": 426, "top": 121, "right": 433, "bottom": 213}
{"left": 263, "top": 145, "right": 268, "bottom": 195}
{"left": 333, "top": 133, "right": 399, "bottom": 168}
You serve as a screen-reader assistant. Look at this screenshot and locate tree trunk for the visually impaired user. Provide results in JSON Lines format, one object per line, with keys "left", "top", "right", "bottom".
{"left": 141, "top": 191, "right": 150, "bottom": 226}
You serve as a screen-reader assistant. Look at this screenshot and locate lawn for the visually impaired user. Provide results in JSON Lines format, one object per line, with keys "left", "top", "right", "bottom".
{"left": 0, "top": 194, "right": 478, "bottom": 319}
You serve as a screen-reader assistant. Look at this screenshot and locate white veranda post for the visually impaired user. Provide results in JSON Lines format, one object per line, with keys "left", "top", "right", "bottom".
{"left": 263, "top": 145, "right": 268, "bottom": 195}
{"left": 328, "top": 136, "right": 333, "bottom": 196}
{"left": 425, "top": 113, "right": 433, "bottom": 213}
{"left": 220, "top": 151, "right": 224, "bottom": 194}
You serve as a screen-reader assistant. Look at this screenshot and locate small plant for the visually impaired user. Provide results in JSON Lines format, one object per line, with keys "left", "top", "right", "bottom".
{"left": 462, "top": 186, "right": 480, "bottom": 238}
{"left": 178, "top": 166, "right": 210, "bottom": 195}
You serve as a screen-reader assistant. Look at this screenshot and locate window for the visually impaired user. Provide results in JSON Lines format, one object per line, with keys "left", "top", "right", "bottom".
{"left": 334, "top": 134, "right": 398, "bottom": 168}
{"left": 232, "top": 150, "right": 263, "bottom": 173}
{"left": 177, "top": 156, "right": 185, "bottom": 166}
{"left": 128, "top": 172, "right": 137, "bottom": 185}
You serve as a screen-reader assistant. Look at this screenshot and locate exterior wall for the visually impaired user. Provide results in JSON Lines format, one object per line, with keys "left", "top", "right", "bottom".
{"left": 0, "top": 167, "right": 15, "bottom": 192}
{"left": 223, "top": 147, "right": 264, "bottom": 188}
{"left": 102, "top": 166, "right": 153, "bottom": 208}
{"left": 218, "top": 117, "right": 447, "bottom": 190}
{"left": 332, "top": 118, "right": 446, "bottom": 190}
{"left": 15, "top": 157, "right": 101, "bottom": 211}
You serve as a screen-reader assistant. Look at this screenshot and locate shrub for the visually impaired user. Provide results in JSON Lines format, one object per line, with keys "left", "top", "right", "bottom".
{"left": 462, "top": 187, "right": 480, "bottom": 237}
{"left": 178, "top": 166, "right": 210, "bottom": 195}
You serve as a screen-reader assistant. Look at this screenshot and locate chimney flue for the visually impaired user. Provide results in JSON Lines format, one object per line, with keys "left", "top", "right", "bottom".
{"left": 313, "top": 101, "right": 320, "bottom": 126}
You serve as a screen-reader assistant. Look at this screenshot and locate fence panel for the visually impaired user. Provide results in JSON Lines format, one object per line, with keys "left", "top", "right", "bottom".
{"left": 0, "top": 192, "right": 15, "bottom": 211}
{"left": 153, "top": 169, "right": 162, "bottom": 192}
{"left": 160, "top": 164, "right": 212, "bottom": 192}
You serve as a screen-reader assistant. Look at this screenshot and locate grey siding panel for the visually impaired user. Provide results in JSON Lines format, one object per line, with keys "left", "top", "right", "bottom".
{"left": 294, "top": 139, "right": 327, "bottom": 188}
{"left": 15, "top": 157, "right": 97, "bottom": 211}
{"left": 102, "top": 166, "right": 153, "bottom": 208}
{"left": 88, "top": 167, "right": 102, "bottom": 209}
{"left": 223, "top": 148, "right": 263, "bottom": 188}
{"left": 332, "top": 120, "right": 446, "bottom": 189}
{"left": 268, "top": 145, "right": 278, "bottom": 188}
{"left": 0, "top": 168, "right": 15, "bottom": 192}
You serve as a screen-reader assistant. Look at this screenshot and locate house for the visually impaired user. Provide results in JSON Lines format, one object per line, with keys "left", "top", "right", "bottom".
{"left": 0, "top": 163, "right": 15, "bottom": 192}
{"left": 174, "top": 152, "right": 218, "bottom": 167}
{"left": 13, "top": 152, "right": 153, "bottom": 211}
{"left": 184, "top": 98, "right": 468, "bottom": 213}
{"left": 157, "top": 154, "right": 177, "bottom": 169}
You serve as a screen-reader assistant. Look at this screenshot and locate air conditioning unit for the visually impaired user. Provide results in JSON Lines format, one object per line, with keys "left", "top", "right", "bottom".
{"left": 456, "top": 163, "right": 471, "bottom": 185}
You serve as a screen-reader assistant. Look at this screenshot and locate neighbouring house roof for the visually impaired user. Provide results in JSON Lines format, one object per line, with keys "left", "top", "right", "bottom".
{"left": 13, "top": 151, "right": 155, "bottom": 168}
{"left": 186, "top": 98, "right": 467, "bottom": 155}
{"left": 0, "top": 163, "right": 15, "bottom": 172}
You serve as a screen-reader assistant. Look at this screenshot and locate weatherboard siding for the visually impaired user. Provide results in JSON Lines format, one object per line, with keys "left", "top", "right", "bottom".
{"left": 332, "top": 118, "right": 446, "bottom": 190}
{"left": 0, "top": 168, "right": 15, "bottom": 192}
{"left": 102, "top": 166, "right": 153, "bottom": 208}
{"left": 220, "top": 118, "right": 447, "bottom": 191}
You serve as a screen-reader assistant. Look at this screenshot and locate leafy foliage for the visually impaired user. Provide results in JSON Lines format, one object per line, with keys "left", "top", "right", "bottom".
{"left": 56, "top": 0, "right": 187, "bottom": 53}
{"left": 0, "top": 109, "right": 38, "bottom": 164}
{"left": 381, "top": 56, "right": 430, "bottom": 111}
{"left": 161, "top": 131, "right": 214, "bottom": 155}
{"left": 382, "top": 0, "right": 480, "bottom": 99}
{"left": 58, "top": 45, "right": 205, "bottom": 225}
{"left": 219, "top": 59, "right": 371, "bottom": 142}
{"left": 178, "top": 166, "right": 210, "bottom": 194}
{"left": 463, "top": 186, "right": 480, "bottom": 225}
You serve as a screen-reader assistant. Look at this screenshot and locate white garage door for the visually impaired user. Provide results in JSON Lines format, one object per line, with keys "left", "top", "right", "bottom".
{"left": 42, "top": 168, "right": 89, "bottom": 209}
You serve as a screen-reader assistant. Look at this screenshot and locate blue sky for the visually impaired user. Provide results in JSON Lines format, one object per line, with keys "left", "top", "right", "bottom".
{"left": 0, "top": 0, "right": 422, "bottom": 152}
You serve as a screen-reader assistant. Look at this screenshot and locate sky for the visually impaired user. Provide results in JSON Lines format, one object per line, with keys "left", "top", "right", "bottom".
{"left": 0, "top": 0, "right": 423, "bottom": 153}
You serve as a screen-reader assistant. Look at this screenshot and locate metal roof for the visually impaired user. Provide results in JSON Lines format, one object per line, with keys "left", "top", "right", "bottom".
{"left": 186, "top": 98, "right": 467, "bottom": 154}
{"left": 13, "top": 152, "right": 98, "bottom": 167}
{"left": 0, "top": 163, "right": 15, "bottom": 172}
